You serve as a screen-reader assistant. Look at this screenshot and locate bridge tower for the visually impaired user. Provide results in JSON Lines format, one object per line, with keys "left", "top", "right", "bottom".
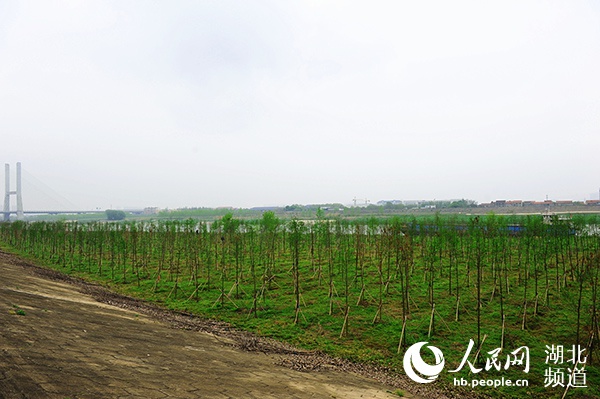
{"left": 3, "top": 162, "right": 24, "bottom": 221}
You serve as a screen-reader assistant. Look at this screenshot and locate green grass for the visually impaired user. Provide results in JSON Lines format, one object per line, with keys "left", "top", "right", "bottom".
{"left": 15, "top": 259, "right": 597, "bottom": 398}
{"left": 1, "top": 215, "right": 599, "bottom": 398}
{"left": 11, "top": 304, "right": 26, "bottom": 316}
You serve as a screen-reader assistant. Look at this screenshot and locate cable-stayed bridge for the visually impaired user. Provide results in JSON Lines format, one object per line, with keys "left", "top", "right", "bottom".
{"left": 2, "top": 162, "right": 104, "bottom": 221}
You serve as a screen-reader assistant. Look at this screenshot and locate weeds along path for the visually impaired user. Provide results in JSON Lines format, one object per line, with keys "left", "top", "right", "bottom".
{"left": 0, "top": 250, "right": 432, "bottom": 399}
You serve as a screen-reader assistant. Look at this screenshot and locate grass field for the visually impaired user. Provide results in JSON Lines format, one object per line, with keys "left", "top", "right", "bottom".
{"left": 1, "top": 212, "right": 599, "bottom": 398}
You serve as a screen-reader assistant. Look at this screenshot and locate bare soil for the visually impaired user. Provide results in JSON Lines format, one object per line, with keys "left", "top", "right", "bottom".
{"left": 0, "top": 250, "right": 462, "bottom": 399}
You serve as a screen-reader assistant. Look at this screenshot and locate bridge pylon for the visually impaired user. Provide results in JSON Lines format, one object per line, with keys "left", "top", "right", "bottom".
{"left": 3, "top": 162, "right": 24, "bottom": 221}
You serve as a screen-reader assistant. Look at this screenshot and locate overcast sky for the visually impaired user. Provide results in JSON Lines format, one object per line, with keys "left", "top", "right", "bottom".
{"left": 1, "top": 1, "right": 599, "bottom": 210}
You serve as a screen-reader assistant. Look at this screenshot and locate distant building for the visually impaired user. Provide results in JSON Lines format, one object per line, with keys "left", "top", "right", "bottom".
{"left": 531, "top": 201, "right": 549, "bottom": 206}
{"left": 555, "top": 200, "right": 573, "bottom": 206}
{"left": 377, "top": 200, "right": 404, "bottom": 206}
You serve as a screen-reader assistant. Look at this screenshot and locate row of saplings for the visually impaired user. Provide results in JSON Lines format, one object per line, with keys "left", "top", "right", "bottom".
{"left": 1, "top": 213, "right": 599, "bottom": 394}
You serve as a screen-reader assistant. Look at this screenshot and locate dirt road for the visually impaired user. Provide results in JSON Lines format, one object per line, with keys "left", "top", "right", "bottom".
{"left": 0, "top": 251, "right": 422, "bottom": 399}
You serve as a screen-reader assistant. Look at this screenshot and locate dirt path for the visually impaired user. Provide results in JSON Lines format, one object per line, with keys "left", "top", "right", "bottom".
{"left": 0, "top": 252, "right": 427, "bottom": 399}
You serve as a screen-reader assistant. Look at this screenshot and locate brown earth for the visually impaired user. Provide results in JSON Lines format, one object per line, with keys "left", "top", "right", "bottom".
{"left": 0, "top": 250, "right": 465, "bottom": 399}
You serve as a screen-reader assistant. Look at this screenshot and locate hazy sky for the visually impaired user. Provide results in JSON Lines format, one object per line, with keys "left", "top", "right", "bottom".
{"left": 1, "top": 1, "right": 599, "bottom": 210}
